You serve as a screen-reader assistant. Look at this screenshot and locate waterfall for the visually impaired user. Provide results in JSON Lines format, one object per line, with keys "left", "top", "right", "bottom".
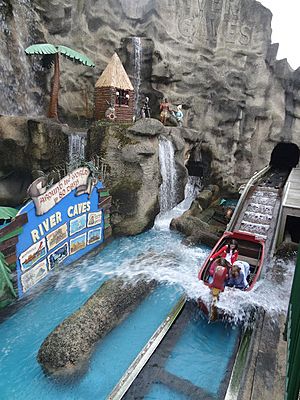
{"left": 154, "top": 175, "right": 203, "bottom": 231}
{"left": 68, "top": 132, "right": 86, "bottom": 164}
{"left": 158, "top": 136, "right": 178, "bottom": 213}
{"left": 155, "top": 137, "right": 205, "bottom": 230}
{"left": 132, "top": 37, "right": 142, "bottom": 117}
{"left": 184, "top": 176, "right": 203, "bottom": 201}
{"left": 0, "top": 0, "right": 43, "bottom": 116}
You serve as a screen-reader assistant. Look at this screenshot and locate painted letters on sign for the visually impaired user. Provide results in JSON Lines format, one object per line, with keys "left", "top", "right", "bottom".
{"left": 27, "top": 167, "right": 95, "bottom": 216}
{"left": 16, "top": 170, "right": 106, "bottom": 297}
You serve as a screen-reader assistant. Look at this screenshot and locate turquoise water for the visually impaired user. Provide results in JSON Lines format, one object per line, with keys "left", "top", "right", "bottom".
{"left": 163, "top": 318, "right": 238, "bottom": 397}
{"left": 146, "top": 384, "right": 188, "bottom": 399}
{"left": 127, "top": 305, "right": 239, "bottom": 400}
{"left": 0, "top": 229, "right": 238, "bottom": 399}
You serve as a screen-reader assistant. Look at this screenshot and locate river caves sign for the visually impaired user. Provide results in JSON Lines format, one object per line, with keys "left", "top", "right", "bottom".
{"left": 15, "top": 167, "right": 112, "bottom": 297}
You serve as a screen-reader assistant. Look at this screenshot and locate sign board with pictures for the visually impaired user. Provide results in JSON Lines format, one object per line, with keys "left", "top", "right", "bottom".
{"left": 15, "top": 168, "right": 107, "bottom": 297}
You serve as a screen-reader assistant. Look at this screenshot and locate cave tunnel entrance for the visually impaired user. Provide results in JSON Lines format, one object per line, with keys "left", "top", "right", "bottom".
{"left": 186, "top": 146, "right": 212, "bottom": 186}
{"left": 270, "top": 142, "right": 299, "bottom": 170}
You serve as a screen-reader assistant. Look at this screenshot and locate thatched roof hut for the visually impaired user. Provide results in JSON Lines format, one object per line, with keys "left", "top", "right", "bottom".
{"left": 94, "top": 53, "right": 134, "bottom": 123}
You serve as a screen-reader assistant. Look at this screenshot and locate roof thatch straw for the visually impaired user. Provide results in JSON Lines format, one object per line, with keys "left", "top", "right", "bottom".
{"left": 95, "top": 52, "right": 134, "bottom": 90}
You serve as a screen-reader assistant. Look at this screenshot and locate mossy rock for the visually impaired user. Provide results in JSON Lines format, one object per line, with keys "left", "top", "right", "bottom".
{"left": 37, "top": 277, "right": 156, "bottom": 378}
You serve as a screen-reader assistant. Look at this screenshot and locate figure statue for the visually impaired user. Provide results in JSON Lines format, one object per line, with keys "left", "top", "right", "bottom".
{"left": 105, "top": 100, "right": 116, "bottom": 121}
{"left": 159, "top": 98, "right": 170, "bottom": 125}
{"left": 174, "top": 104, "right": 183, "bottom": 126}
{"left": 141, "top": 97, "right": 151, "bottom": 118}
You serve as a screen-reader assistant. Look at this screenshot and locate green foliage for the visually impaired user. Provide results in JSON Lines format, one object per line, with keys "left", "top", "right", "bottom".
{"left": 0, "top": 206, "right": 18, "bottom": 219}
{"left": 57, "top": 45, "right": 95, "bottom": 67}
{"left": 25, "top": 43, "right": 57, "bottom": 55}
{"left": 25, "top": 43, "right": 95, "bottom": 67}
{"left": 0, "top": 252, "right": 17, "bottom": 301}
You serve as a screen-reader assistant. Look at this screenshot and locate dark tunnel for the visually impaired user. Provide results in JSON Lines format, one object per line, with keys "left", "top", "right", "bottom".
{"left": 270, "top": 142, "right": 300, "bottom": 170}
{"left": 185, "top": 147, "right": 212, "bottom": 186}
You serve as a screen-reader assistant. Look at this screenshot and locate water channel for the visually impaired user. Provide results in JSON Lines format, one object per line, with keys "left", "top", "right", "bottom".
{"left": 0, "top": 138, "right": 293, "bottom": 399}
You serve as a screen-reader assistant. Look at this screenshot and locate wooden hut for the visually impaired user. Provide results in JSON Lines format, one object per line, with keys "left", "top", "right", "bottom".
{"left": 94, "top": 53, "right": 135, "bottom": 123}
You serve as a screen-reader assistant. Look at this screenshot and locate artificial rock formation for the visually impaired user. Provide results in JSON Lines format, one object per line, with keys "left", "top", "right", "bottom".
{"left": 86, "top": 118, "right": 194, "bottom": 235}
{"left": 87, "top": 119, "right": 162, "bottom": 235}
{"left": 0, "top": 116, "right": 69, "bottom": 205}
{"left": 37, "top": 277, "right": 156, "bottom": 377}
{"left": 2, "top": 0, "right": 300, "bottom": 192}
{"left": 170, "top": 184, "right": 227, "bottom": 246}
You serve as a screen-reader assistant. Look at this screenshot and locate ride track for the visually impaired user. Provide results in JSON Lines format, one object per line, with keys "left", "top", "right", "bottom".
{"left": 108, "top": 165, "right": 290, "bottom": 400}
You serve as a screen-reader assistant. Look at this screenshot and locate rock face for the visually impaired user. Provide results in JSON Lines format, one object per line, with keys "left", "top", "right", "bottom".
{"left": 170, "top": 184, "right": 227, "bottom": 246}
{"left": 87, "top": 119, "right": 162, "bottom": 235}
{"left": 86, "top": 119, "right": 198, "bottom": 235}
{"left": 0, "top": 116, "right": 69, "bottom": 205}
{"left": 37, "top": 278, "right": 156, "bottom": 377}
{"left": 2, "top": 0, "right": 300, "bottom": 192}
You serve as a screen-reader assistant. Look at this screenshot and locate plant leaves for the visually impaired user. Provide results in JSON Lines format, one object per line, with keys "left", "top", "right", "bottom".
{"left": 0, "top": 252, "right": 17, "bottom": 298}
{"left": 57, "top": 45, "right": 95, "bottom": 67}
{"left": 0, "top": 206, "right": 18, "bottom": 219}
{"left": 25, "top": 43, "right": 58, "bottom": 55}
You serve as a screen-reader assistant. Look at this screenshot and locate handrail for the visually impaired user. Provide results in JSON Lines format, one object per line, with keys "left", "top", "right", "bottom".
{"left": 270, "top": 179, "right": 290, "bottom": 255}
{"left": 226, "top": 165, "right": 271, "bottom": 232}
{"left": 107, "top": 295, "right": 186, "bottom": 400}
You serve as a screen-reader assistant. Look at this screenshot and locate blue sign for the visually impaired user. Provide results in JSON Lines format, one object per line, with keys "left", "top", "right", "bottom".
{"left": 15, "top": 179, "right": 105, "bottom": 297}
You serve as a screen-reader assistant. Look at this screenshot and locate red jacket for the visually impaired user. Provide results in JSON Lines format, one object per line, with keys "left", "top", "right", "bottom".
{"left": 209, "top": 259, "right": 220, "bottom": 277}
{"left": 209, "top": 265, "right": 228, "bottom": 291}
{"left": 210, "top": 245, "right": 238, "bottom": 265}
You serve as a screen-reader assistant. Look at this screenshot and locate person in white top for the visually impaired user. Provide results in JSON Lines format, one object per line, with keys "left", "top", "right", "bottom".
{"left": 230, "top": 260, "right": 250, "bottom": 289}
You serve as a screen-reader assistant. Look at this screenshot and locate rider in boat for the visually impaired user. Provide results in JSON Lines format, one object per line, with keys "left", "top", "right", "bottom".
{"left": 208, "top": 257, "right": 230, "bottom": 284}
{"left": 227, "top": 261, "right": 250, "bottom": 290}
{"left": 209, "top": 239, "right": 239, "bottom": 265}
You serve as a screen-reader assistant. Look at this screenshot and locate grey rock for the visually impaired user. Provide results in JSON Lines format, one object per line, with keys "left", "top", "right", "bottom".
{"left": 0, "top": 116, "right": 69, "bottom": 205}
{"left": 170, "top": 184, "right": 227, "bottom": 242}
{"left": 128, "top": 118, "right": 165, "bottom": 137}
{"left": 0, "top": 169, "right": 32, "bottom": 207}
{"left": 86, "top": 124, "right": 160, "bottom": 235}
{"left": 2, "top": 0, "right": 300, "bottom": 193}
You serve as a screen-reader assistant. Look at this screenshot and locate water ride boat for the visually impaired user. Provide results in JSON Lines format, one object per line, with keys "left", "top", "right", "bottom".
{"left": 198, "top": 230, "right": 265, "bottom": 319}
{"left": 198, "top": 230, "right": 265, "bottom": 291}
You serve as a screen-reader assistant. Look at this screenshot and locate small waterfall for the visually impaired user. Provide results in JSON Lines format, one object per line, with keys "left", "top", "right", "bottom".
{"left": 154, "top": 176, "right": 202, "bottom": 231}
{"left": 132, "top": 37, "right": 142, "bottom": 116}
{"left": 68, "top": 132, "right": 86, "bottom": 164}
{"left": 158, "top": 136, "right": 178, "bottom": 213}
{"left": 155, "top": 137, "right": 203, "bottom": 231}
{"left": 184, "top": 176, "right": 203, "bottom": 201}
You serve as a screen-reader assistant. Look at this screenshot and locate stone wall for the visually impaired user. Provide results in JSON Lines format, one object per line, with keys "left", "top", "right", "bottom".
{"left": 1, "top": 0, "right": 300, "bottom": 192}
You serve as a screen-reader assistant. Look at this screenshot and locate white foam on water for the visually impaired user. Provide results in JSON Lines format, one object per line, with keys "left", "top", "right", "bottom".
{"left": 215, "top": 257, "right": 295, "bottom": 326}
{"left": 56, "top": 227, "right": 294, "bottom": 327}
{"left": 56, "top": 166, "right": 291, "bottom": 327}
{"left": 244, "top": 211, "right": 272, "bottom": 224}
{"left": 250, "top": 195, "right": 276, "bottom": 205}
{"left": 247, "top": 203, "right": 274, "bottom": 214}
